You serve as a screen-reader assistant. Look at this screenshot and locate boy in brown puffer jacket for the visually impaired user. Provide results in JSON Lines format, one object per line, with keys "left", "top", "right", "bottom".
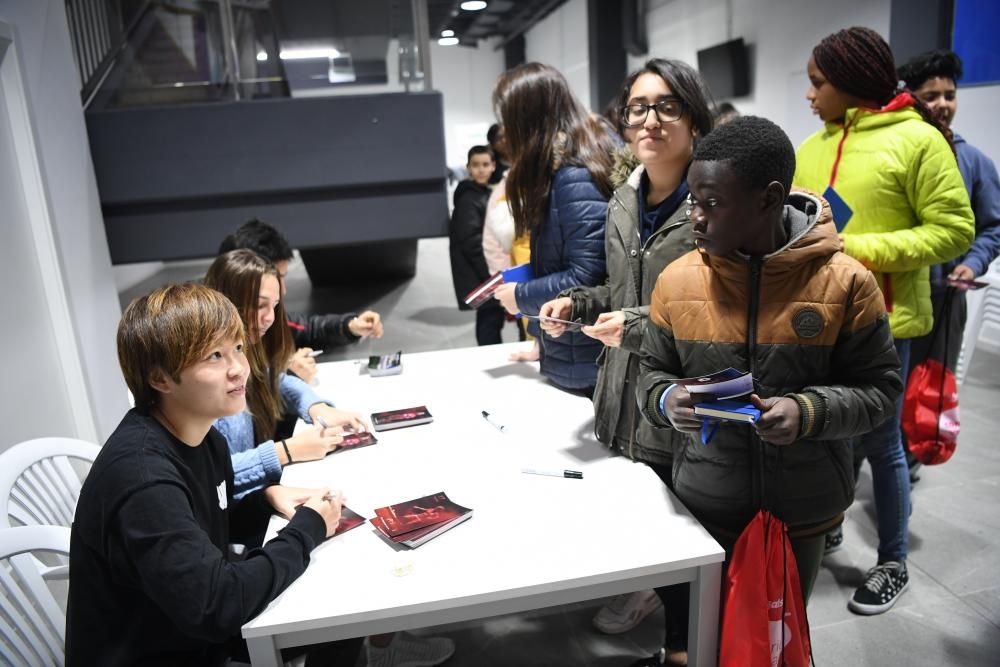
{"left": 634, "top": 116, "right": 902, "bottom": 665}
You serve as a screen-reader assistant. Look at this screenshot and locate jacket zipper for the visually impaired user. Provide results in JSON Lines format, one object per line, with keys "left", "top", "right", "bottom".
{"left": 748, "top": 258, "right": 764, "bottom": 510}
{"left": 638, "top": 218, "right": 687, "bottom": 252}
{"left": 625, "top": 213, "right": 687, "bottom": 461}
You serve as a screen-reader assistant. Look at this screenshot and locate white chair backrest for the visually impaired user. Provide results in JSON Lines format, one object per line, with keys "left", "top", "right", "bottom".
{"left": 0, "top": 438, "right": 100, "bottom": 529}
{"left": 0, "top": 525, "right": 71, "bottom": 667}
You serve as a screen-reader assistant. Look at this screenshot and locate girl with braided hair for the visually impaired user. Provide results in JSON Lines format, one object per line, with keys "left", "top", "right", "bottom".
{"left": 794, "top": 26, "right": 974, "bottom": 616}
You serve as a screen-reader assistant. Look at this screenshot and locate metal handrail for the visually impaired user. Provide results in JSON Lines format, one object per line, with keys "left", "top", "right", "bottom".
{"left": 79, "top": 0, "right": 154, "bottom": 109}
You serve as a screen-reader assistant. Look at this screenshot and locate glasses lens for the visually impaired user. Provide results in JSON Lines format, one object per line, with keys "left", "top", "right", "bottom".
{"left": 654, "top": 99, "right": 682, "bottom": 122}
{"left": 622, "top": 104, "right": 648, "bottom": 128}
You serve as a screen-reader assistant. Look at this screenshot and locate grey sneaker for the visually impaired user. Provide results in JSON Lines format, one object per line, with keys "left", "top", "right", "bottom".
{"left": 848, "top": 561, "right": 909, "bottom": 615}
{"left": 365, "top": 632, "right": 455, "bottom": 667}
{"left": 592, "top": 589, "right": 663, "bottom": 634}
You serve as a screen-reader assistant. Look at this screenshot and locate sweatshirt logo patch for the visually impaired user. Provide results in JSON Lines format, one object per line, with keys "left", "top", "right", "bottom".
{"left": 792, "top": 308, "right": 824, "bottom": 339}
{"left": 217, "top": 481, "right": 228, "bottom": 510}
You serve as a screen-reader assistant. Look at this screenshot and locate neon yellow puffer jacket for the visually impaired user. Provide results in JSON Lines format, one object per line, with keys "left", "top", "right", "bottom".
{"left": 794, "top": 101, "right": 974, "bottom": 339}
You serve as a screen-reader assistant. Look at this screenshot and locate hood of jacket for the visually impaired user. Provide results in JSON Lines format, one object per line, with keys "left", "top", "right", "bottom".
{"left": 610, "top": 148, "right": 641, "bottom": 189}
{"left": 699, "top": 190, "right": 836, "bottom": 280}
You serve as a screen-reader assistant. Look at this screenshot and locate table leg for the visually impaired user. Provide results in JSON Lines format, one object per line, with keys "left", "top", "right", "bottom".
{"left": 687, "top": 561, "right": 722, "bottom": 667}
{"left": 246, "top": 635, "right": 282, "bottom": 667}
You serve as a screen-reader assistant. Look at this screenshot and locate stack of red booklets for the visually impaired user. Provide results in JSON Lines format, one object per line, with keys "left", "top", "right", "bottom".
{"left": 369, "top": 491, "right": 473, "bottom": 548}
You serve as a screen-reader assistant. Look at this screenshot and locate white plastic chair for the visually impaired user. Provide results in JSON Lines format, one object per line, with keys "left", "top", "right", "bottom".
{"left": 955, "top": 264, "right": 1000, "bottom": 385}
{"left": 0, "top": 437, "right": 100, "bottom": 530}
{"left": 0, "top": 525, "right": 71, "bottom": 667}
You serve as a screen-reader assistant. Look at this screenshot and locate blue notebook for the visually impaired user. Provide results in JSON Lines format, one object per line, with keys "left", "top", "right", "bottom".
{"left": 693, "top": 400, "right": 761, "bottom": 424}
{"left": 501, "top": 263, "right": 534, "bottom": 283}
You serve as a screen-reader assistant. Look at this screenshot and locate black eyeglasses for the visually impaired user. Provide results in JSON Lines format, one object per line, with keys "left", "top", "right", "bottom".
{"left": 620, "top": 98, "right": 684, "bottom": 128}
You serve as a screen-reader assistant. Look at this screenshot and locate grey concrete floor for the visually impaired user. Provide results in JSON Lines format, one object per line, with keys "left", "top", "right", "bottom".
{"left": 125, "top": 238, "right": 1000, "bottom": 666}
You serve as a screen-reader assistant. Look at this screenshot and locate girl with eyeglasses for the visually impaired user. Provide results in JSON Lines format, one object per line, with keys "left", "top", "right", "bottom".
{"left": 491, "top": 62, "right": 618, "bottom": 394}
{"left": 538, "top": 59, "right": 714, "bottom": 665}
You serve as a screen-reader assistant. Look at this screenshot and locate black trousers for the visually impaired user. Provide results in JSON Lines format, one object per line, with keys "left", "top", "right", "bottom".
{"left": 229, "top": 636, "right": 363, "bottom": 666}
{"left": 645, "top": 462, "right": 824, "bottom": 651}
{"left": 476, "top": 300, "right": 506, "bottom": 345}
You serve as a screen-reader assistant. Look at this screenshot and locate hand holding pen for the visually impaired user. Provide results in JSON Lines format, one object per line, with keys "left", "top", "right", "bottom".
{"left": 279, "top": 419, "right": 343, "bottom": 464}
{"left": 303, "top": 487, "right": 344, "bottom": 537}
{"left": 310, "top": 405, "right": 370, "bottom": 434}
{"left": 288, "top": 347, "right": 320, "bottom": 384}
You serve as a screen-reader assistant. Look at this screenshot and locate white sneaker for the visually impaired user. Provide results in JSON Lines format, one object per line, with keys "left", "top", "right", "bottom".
{"left": 592, "top": 590, "right": 663, "bottom": 634}
{"left": 365, "top": 632, "right": 455, "bottom": 667}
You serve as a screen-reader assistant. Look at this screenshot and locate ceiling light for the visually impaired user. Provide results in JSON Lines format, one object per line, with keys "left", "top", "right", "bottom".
{"left": 438, "top": 37, "right": 460, "bottom": 46}
{"left": 460, "top": 1, "right": 487, "bottom": 10}
{"left": 256, "top": 50, "right": 268, "bottom": 62}
{"left": 279, "top": 47, "right": 341, "bottom": 60}
{"left": 441, "top": 29, "right": 455, "bottom": 37}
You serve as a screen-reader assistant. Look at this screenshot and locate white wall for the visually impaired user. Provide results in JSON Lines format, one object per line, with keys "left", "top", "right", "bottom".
{"left": 429, "top": 37, "right": 506, "bottom": 170}
{"left": 0, "top": 0, "right": 127, "bottom": 447}
{"left": 0, "top": 22, "right": 82, "bottom": 451}
{"left": 955, "top": 85, "right": 1000, "bottom": 164}
{"left": 633, "top": 0, "right": 891, "bottom": 148}
{"left": 524, "top": 0, "right": 591, "bottom": 110}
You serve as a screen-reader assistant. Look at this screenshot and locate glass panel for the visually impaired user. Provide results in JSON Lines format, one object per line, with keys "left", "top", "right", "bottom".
{"left": 90, "top": 0, "right": 426, "bottom": 110}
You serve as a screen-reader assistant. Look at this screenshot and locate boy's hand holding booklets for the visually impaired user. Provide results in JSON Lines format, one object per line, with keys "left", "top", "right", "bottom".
{"left": 464, "top": 264, "right": 534, "bottom": 309}
{"left": 668, "top": 368, "right": 760, "bottom": 444}
{"left": 370, "top": 492, "right": 473, "bottom": 549}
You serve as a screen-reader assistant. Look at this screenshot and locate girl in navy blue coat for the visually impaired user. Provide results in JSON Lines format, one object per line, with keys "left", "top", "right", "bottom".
{"left": 492, "top": 62, "right": 617, "bottom": 392}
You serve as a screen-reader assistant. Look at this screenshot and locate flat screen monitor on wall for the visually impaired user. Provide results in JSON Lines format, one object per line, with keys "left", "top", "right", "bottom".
{"left": 697, "top": 38, "right": 750, "bottom": 99}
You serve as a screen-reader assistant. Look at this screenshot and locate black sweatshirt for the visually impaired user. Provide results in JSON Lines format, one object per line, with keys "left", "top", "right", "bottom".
{"left": 448, "top": 179, "right": 493, "bottom": 310}
{"left": 66, "top": 409, "right": 327, "bottom": 666}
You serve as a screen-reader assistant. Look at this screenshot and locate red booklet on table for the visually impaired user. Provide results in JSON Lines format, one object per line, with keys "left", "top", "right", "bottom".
{"left": 333, "top": 431, "right": 378, "bottom": 452}
{"left": 371, "top": 406, "right": 433, "bottom": 431}
{"left": 369, "top": 491, "right": 473, "bottom": 548}
{"left": 335, "top": 506, "right": 367, "bottom": 535}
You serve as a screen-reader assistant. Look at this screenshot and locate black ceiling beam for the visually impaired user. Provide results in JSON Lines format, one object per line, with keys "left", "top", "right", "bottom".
{"left": 494, "top": 0, "right": 568, "bottom": 49}
{"left": 588, "top": 0, "right": 626, "bottom": 113}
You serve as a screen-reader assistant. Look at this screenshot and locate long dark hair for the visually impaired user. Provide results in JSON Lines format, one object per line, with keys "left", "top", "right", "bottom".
{"left": 812, "top": 27, "right": 953, "bottom": 149}
{"left": 205, "top": 249, "right": 294, "bottom": 439}
{"left": 494, "top": 63, "right": 616, "bottom": 238}
{"left": 617, "top": 58, "right": 715, "bottom": 140}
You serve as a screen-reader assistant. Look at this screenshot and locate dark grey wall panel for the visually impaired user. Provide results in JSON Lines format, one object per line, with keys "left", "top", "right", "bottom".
{"left": 103, "top": 186, "right": 447, "bottom": 263}
{"left": 87, "top": 92, "right": 446, "bottom": 203}
{"left": 87, "top": 91, "right": 449, "bottom": 264}
{"left": 889, "top": 0, "right": 954, "bottom": 64}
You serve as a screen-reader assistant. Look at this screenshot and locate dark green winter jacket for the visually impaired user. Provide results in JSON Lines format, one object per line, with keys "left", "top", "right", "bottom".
{"left": 562, "top": 154, "right": 695, "bottom": 465}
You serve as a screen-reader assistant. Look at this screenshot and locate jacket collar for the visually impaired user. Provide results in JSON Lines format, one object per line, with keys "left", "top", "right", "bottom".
{"left": 823, "top": 92, "right": 920, "bottom": 135}
{"left": 699, "top": 191, "right": 838, "bottom": 276}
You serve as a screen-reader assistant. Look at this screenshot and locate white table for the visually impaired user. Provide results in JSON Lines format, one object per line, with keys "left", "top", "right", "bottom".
{"left": 242, "top": 344, "right": 724, "bottom": 666}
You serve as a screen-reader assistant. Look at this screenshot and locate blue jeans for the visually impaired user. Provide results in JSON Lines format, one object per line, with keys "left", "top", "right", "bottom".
{"left": 857, "top": 337, "right": 911, "bottom": 563}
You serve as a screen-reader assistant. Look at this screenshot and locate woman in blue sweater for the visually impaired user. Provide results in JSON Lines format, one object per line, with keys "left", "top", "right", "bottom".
{"left": 492, "top": 62, "right": 617, "bottom": 394}
{"left": 205, "top": 250, "right": 367, "bottom": 497}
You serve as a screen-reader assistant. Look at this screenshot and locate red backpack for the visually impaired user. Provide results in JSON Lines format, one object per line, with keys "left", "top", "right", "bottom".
{"left": 719, "top": 510, "right": 811, "bottom": 667}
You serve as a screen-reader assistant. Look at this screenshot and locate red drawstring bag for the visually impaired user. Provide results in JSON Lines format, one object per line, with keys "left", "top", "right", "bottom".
{"left": 902, "top": 357, "right": 959, "bottom": 464}
{"left": 903, "top": 287, "right": 960, "bottom": 465}
{"left": 720, "top": 510, "right": 811, "bottom": 667}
